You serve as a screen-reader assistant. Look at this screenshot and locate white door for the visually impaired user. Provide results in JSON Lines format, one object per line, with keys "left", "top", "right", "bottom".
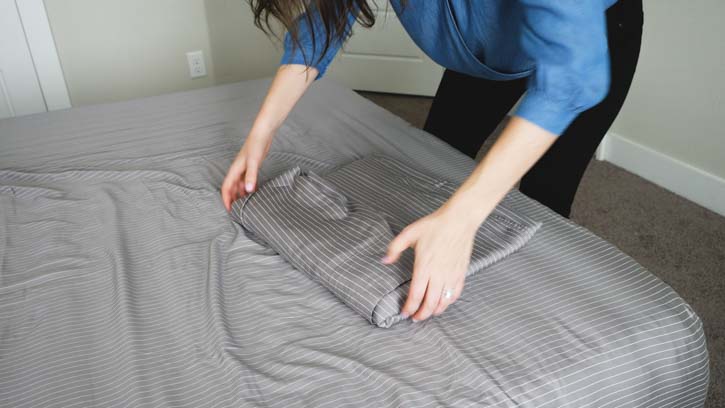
{"left": 326, "top": 7, "right": 444, "bottom": 96}
{"left": 0, "top": 0, "right": 48, "bottom": 119}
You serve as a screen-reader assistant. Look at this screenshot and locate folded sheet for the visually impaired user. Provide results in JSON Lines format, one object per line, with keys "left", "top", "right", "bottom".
{"left": 231, "top": 155, "right": 541, "bottom": 327}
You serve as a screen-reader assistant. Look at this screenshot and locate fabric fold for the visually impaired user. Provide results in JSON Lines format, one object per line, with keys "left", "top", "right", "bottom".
{"left": 231, "top": 155, "right": 541, "bottom": 327}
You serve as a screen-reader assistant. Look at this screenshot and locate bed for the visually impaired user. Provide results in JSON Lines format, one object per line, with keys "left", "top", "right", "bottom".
{"left": 0, "top": 79, "right": 709, "bottom": 407}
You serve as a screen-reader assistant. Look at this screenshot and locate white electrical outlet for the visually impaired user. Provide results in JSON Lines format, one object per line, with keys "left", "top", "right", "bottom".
{"left": 186, "top": 50, "right": 207, "bottom": 79}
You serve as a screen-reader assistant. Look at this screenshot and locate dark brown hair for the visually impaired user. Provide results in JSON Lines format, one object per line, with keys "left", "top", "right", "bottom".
{"left": 249, "top": 0, "right": 377, "bottom": 67}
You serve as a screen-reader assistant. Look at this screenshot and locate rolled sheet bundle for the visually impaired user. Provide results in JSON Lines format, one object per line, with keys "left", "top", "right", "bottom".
{"left": 231, "top": 155, "right": 541, "bottom": 327}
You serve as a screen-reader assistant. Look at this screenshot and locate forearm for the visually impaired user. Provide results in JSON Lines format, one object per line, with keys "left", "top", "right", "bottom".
{"left": 444, "top": 116, "right": 558, "bottom": 228}
{"left": 250, "top": 64, "right": 318, "bottom": 136}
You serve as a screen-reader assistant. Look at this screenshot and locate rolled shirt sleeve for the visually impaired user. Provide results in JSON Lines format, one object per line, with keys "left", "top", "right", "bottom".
{"left": 514, "top": 0, "right": 612, "bottom": 135}
{"left": 280, "top": 8, "right": 358, "bottom": 78}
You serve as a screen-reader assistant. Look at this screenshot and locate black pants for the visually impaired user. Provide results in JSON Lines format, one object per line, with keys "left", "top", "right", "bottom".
{"left": 423, "top": 0, "right": 644, "bottom": 218}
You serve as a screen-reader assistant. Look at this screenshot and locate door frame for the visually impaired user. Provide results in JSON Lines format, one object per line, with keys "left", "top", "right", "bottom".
{"left": 15, "top": 0, "right": 71, "bottom": 110}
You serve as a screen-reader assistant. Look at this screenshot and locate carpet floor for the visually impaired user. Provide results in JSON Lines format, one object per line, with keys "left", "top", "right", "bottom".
{"left": 358, "top": 91, "right": 724, "bottom": 407}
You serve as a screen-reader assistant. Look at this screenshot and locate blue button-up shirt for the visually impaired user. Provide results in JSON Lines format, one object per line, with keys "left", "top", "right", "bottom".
{"left": 281, "top": 0, "right": 618, "bottom": 135}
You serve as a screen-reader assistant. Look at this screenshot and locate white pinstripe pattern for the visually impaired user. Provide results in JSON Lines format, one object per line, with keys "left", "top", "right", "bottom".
{"left": 0, "top": 78, "right": 708, "bottom": 407}
{"left": 230, "top": 156, "right": 541, "bottom": 328}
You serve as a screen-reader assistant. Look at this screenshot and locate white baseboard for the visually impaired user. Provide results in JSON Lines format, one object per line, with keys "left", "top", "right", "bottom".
{"left": 596, "top": 132, "right": 725, "bottom": 217}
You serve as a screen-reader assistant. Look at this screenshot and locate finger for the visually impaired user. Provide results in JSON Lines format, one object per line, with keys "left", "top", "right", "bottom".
{"left": 433, "top": 287, "right": 453, "bottom": 316}
{"left": 401, "top": 239, "right": 431, "bottom": 317}
{"left": 401, "top": 272, "right": 429, "bottom": 318}
{"left": 433, "top": 279, "right": 463, "bottom": 316}
{"left": 452, "top": 277, "right": 465, "bottom": 303}
{"left": 222, "top": 179, "right": 237, "bottom": 211}
{"left": 228, "top": 156, "right": 247, "bottom": 180}
{"left": 222, "top": 158, "right": 246, "bottom": 211}
{"left": 227, "top": 181, "right": 242, "bottom": 212}
{"left": 244, "top": 160, "right": 259, "bottom": 193}
{"left": 412, "top": 278, "right": 443, "bottom": 322}
{"left": 221, "top": 185, "right": 231, "bottom": 211}
{"left": 383, "top": 225, "right": 417, "bottom": 264}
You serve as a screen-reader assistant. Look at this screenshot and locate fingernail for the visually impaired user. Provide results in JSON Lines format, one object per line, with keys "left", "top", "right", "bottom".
{"left": 381, "top": 256, "right": 390, "bottom": 264}
{"left": 400, "top": 312, "right": 409, "bottom": 319}
{"left": 245, "top": 183, "right": 254, "bottom": 192}
{"left": 412, "top": 318, "right": 420, "bottom": 323}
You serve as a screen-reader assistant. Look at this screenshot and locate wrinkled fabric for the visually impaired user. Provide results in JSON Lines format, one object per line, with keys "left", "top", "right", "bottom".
{"left": 0, "top": 79, "right": 708, "bottom": 407}
{"left": 231, "top": 155, "right": 541, "bottom": 327}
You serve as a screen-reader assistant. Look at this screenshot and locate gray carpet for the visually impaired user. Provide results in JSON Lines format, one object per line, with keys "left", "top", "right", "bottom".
{"left": 358, "top": 91, "right": 724, "bottom": 408}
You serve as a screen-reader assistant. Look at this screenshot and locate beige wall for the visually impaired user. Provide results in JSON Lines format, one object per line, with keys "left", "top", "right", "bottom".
{"left": 44, "top": 0, "right": 216, "bottom": 106}
{"left": 203, "top": 0, "right": 282, "bottom": 85}
{"left": 610, "top": 0, "right": 725, "bottom": 179}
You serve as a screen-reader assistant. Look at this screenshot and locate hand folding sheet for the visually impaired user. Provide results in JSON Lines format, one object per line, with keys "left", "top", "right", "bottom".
{"left": 231, "top": 155, "right": 541, "bottom": 327}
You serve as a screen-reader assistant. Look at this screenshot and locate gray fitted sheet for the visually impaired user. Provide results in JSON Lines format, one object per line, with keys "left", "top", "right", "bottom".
{"left": 0, "top": 78, "right": 709, "bottom": 407}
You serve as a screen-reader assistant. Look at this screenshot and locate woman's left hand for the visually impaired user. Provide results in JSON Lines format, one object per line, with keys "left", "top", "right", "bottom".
{"left": 382, "top": 205, "right": 481, "bottom": 322}
{"left": 381, "top": 116, "right": 557, "bottom": 323}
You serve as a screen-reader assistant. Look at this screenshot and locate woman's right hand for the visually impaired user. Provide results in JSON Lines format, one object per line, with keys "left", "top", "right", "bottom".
{"left": 219, "top": 64, "right": 318, "bottom": 212}
{"left": 221, "top": 130, "right": 274, "bottom": 211}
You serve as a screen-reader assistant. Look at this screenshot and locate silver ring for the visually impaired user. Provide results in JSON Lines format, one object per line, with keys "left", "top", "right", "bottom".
{"left": 442, "top": 288, "right": 454, "bottom": 301}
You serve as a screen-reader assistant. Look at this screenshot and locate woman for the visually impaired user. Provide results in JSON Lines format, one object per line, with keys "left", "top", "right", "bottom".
{"left": 222, "top": 0, "right": 644, "bottom": 323}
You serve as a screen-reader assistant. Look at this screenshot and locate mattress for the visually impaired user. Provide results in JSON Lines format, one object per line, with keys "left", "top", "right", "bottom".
{"left": 0, "top": 78, "right": 709, "bottom": 407}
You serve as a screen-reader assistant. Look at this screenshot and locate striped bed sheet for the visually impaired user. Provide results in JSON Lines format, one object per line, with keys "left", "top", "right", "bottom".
{"left": 0, "top": 78, "right": 709, "bottom": 407}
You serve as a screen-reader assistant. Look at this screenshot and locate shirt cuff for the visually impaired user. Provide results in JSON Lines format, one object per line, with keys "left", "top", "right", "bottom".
{"left": 280, "top": 44, "right": 329, "bottom": 80}
{"left": 513, "top": 90, "right": 580, "bottom": 136}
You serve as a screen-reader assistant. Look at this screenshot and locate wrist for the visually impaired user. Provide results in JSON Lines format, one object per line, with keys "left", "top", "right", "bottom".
{"left": 249, "top": 118, "right": 277, "bottom": 141}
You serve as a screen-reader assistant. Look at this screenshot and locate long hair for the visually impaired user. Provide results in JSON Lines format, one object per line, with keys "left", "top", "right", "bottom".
{"left": 249, "top": 0, "right": 377, "bottom": 67}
